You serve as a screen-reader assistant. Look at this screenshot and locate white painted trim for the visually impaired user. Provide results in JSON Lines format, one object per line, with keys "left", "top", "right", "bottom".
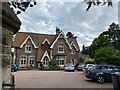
{"left": 71, "top": 42, "right": 79, "bottom": 51}
{"left": 28, "top": 56, "right": 35, "bottom": 67}
{"left": 25, "top": 44, "right": 32, "bottom": 53}
{"left": 50, "top": 31, "right": 72, "bottom": 50}
{"left": 41, "top": 51, "right": 51, "bottom": 62}
{"left": 19, "top": 55, "right": 27, "bottom": 67}
{"left": 42, "top": 38, "right": 50, "bottom": 45}
{"left": 58, "top": 43, "right": 64, "bottom": 53}
{"left": 20, "top": 36, "right": 38, "bottom": 48}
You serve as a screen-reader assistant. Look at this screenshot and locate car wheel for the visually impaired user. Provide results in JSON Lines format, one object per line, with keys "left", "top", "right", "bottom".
{"left": 97, "top": 75, "right": 105, "bottom": 84}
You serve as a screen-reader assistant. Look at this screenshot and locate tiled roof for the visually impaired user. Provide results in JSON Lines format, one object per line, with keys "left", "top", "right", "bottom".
{"left": 67, "top": 37, "right": 80, "bottom": 51}
{"left": 13, "top": 31, "right": 80, "bottom": 61}
{"left": 13, "top": 32, "right": 56, "bottom": 47}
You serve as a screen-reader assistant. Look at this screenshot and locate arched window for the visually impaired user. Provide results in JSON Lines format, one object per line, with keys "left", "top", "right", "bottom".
{"left": 43, "top": 56, "right": 49, "bottom": 66}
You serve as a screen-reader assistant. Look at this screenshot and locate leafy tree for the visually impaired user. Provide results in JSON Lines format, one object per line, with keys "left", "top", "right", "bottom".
{"left": 82, "top": 22, "right": 120, "bottom": 58}
{"left": 9, "top": 0, "right": 114, "bottom": 14}
{"left": 9, "top": 0, "right": 37, "bottom": 14}
{"left": 81, "top": 45, "right": 92, "bottom": 56}
{"left": 84, "top": 0, "right": 113, "bottom": 11}
{"left": 94, "top": 46, "right": 120, "bottom": 66}
{"left": 66, "top": 32, "right": 74, "bottom": 38}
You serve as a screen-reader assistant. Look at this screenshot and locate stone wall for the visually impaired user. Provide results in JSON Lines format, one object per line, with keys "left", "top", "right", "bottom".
{"left": 0, "top": 2, "right": 21, "bottom": 89}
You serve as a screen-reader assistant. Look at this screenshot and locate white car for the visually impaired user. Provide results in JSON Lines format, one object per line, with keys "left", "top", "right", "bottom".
{"left": 65, "top": 63, "right": 75, "bottom": 72}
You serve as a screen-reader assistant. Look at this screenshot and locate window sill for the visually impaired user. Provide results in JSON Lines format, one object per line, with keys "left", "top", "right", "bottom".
{"left": 58, "top": 52, "right": 64, "bottom": 53}
{"left": 25, "top": 51, "right": 31, "bottom": 53}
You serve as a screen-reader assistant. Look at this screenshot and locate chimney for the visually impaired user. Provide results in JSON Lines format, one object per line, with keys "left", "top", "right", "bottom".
{"left": 56, "top": 27, "right": 61, "bottom": 35}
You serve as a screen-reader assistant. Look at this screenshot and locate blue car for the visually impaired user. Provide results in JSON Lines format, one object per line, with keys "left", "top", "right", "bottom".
{"left": 11, "top": 64, "right": 18, "bottom": 72}
{"left": 85, "top": 64, "right": 120, "bottom": 84}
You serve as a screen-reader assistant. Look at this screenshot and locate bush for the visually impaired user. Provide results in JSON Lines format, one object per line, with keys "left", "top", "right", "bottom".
{"left": 94, "top": 46, "right": 120, "bottom": 66}
{"left": 49, "top": 59, "right": 57, "bottom": 69}
{"left": 84, "top": 58, "right": 95, "bottom": 64}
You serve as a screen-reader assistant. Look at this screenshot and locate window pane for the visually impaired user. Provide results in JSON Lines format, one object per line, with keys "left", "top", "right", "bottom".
{"left": 43, "top": 57, "right": 48, "bottom": 65}
{"left": 58, "top": 44, "right": 64, "bottom": 52}
{"left": 21, "top": 57, "right": 26, "bottom": 65}
{"left": 59, "top": 58, "right": 64, "bottom": 65}
{"left": 32, "top": 60, "right": 34, "bottom": 64}
{"left": 29, "top": 57, "right": 34, "bottom": 64}
{"left": 25, "top": 45, "right": 31, "bottom": 52}
{"left": 24, "top": 60, "right": 26, "bottom": 64}
{"left": 21, "top": 60, "right": 23, "bottom": 64}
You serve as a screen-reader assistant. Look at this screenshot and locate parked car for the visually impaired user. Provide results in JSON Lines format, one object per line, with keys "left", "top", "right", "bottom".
{"left": 11, "top": 64, "right": 18, "bottom": 72}
{"left": 65, "top": 63, "right": 75, "bottom": 72}
{"left": 77, "top": 64, "right": 85, "bottom": 71}
{"left": 83, "top": 64, "right": 96, "bottom": 74}
{"left": 85, "top": 64, "right": 120, "bottom": 84}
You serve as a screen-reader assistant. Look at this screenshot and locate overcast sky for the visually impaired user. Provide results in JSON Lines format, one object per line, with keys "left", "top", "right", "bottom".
{"left": 17, "top": 0, "right": 119, "bottom": 51}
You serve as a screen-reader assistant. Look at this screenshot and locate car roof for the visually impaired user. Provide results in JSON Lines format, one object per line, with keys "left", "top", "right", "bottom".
{"left": 96, "top": 64, "right": 119, "bottom": 67}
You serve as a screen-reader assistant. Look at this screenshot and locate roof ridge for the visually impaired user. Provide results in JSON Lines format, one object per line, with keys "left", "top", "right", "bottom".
{"left": 18, "top": 32, "right": 56, "bottom": 36}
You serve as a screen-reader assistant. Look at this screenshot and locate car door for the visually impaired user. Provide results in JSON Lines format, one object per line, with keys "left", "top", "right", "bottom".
{"left": 102, "top": 65, "right": 112, "bottom": 81}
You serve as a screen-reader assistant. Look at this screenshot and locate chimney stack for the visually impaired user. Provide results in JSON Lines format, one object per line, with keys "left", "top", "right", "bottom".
{"left": 56, "top": 27, "right": 61, "bottom": 35}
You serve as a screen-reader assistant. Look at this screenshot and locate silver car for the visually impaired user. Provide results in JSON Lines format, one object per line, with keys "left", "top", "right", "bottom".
{"left": 65, "top": 63, "right": 75, "bottom": 72}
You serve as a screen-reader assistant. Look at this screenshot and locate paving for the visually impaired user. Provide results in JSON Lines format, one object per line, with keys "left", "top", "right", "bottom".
{"left": 13, "top": 70, "right": 113, "bottom": 88}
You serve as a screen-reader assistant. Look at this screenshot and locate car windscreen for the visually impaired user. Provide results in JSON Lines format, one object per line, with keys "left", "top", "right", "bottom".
{"left": 113, "top": 66, "right": 120, "bottom": 71}
{"left": 87, "top": 66, "right": 96, "bottom": 70}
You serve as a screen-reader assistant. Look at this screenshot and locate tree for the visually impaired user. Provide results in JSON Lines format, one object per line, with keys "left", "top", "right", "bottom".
{"left": 83, "top": 22, "right": 120, "bottom": 58}
{"left": 94, "top": 46, "right": 120, "bottom": 66}
{"left": 9, "top": 0, "right": 37, "bottom": 14}
{"left": 9, "top": 0, "right": 114, "bottom": 14}
{"left": 66, "top": 32, "right": 74, "bottom": 38}
{"left": 84, "top": 0, "right": 113, "bottom": 11}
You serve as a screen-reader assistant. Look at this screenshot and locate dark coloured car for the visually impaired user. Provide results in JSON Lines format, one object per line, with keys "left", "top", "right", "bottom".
{"left": 83, "top": 64, "right": 96, "bottom": 74}
{"left": 11, "top": 64, "right": 18, "bottom": 72}
{"left": 85, "top": 64, "right": 120, "bottom": 84}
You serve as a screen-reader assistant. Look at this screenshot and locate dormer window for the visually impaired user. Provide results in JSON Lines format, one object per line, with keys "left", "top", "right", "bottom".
{"left": 58, "top": 43, "right": 64, "bottom": 53}
{"left": 71, "top": 46, "right": 75, "bottom": 54}
{"left": 25, "top": 44, "right": 32, "bottom": 53}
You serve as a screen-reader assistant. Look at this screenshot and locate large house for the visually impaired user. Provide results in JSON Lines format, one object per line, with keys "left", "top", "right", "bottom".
{"left": 12, "top": 27, "right": 80, "bottom": 69}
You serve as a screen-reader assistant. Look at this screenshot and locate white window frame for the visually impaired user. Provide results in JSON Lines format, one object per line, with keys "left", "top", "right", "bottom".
{"left": 25, "top": 44, "right": 32, "bottom": 53}
{"left": 71, "top": 59, "right": 77, "bottom": 65}
{"left": 20, "top": 56, "right": 27, "bottom": 67}
{"left": 43, "top": 57, "right": 49, "bottom": 66}
{"left": 29, "top": 56, "right": 35, "bottom": 67}
{"left": 58, "top": 43, "right": 64, "bottom": 53}
{"left": 59, "top": 57, "right": 64, "bottom": 66}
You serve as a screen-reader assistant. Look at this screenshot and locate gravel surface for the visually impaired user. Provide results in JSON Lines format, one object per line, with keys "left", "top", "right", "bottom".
{"left": 13, "top": 70, "right": 113, "bottom": 88}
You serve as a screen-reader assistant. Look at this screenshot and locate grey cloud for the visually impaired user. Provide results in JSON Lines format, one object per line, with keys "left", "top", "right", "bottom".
{"left": 18, "top": 1, "right": 118, "bottom": 50}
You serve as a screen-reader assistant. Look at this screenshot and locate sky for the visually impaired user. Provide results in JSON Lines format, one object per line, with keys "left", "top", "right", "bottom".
{"left": 17, "top": 0, "right": 119, "bottom": 51}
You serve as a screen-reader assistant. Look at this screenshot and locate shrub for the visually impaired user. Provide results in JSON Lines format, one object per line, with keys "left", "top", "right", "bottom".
{"left": 49, "top": 59, "right": 57, "bottom": 69}
{"left": 84, "top": 58, "right": 95, "bottom": 64}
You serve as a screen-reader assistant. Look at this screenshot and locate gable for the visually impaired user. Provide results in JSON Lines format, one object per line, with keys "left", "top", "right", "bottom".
{"left": 41, "top": 51, "right": 51, "bottom": 62}
{"left": 20, "top": 36, "right": 38, "bottom": 48}
{"left": 50, "top": 31, "right": 72, "bottom": 50}
{"left": 71, "top": 42, "right": 79, "bottom": 51}
{"left": 42, "top": 38, "right": 50, "bottom": 45}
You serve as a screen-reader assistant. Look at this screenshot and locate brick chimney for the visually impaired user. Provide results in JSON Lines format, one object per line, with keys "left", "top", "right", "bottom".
{"left": 56, "top": 27, "right": 61, "bottom": 35}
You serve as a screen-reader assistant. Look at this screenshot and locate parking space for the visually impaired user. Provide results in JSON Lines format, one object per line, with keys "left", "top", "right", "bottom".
{"left": 13, "top": 70, "right": 113, "bottom": 88}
